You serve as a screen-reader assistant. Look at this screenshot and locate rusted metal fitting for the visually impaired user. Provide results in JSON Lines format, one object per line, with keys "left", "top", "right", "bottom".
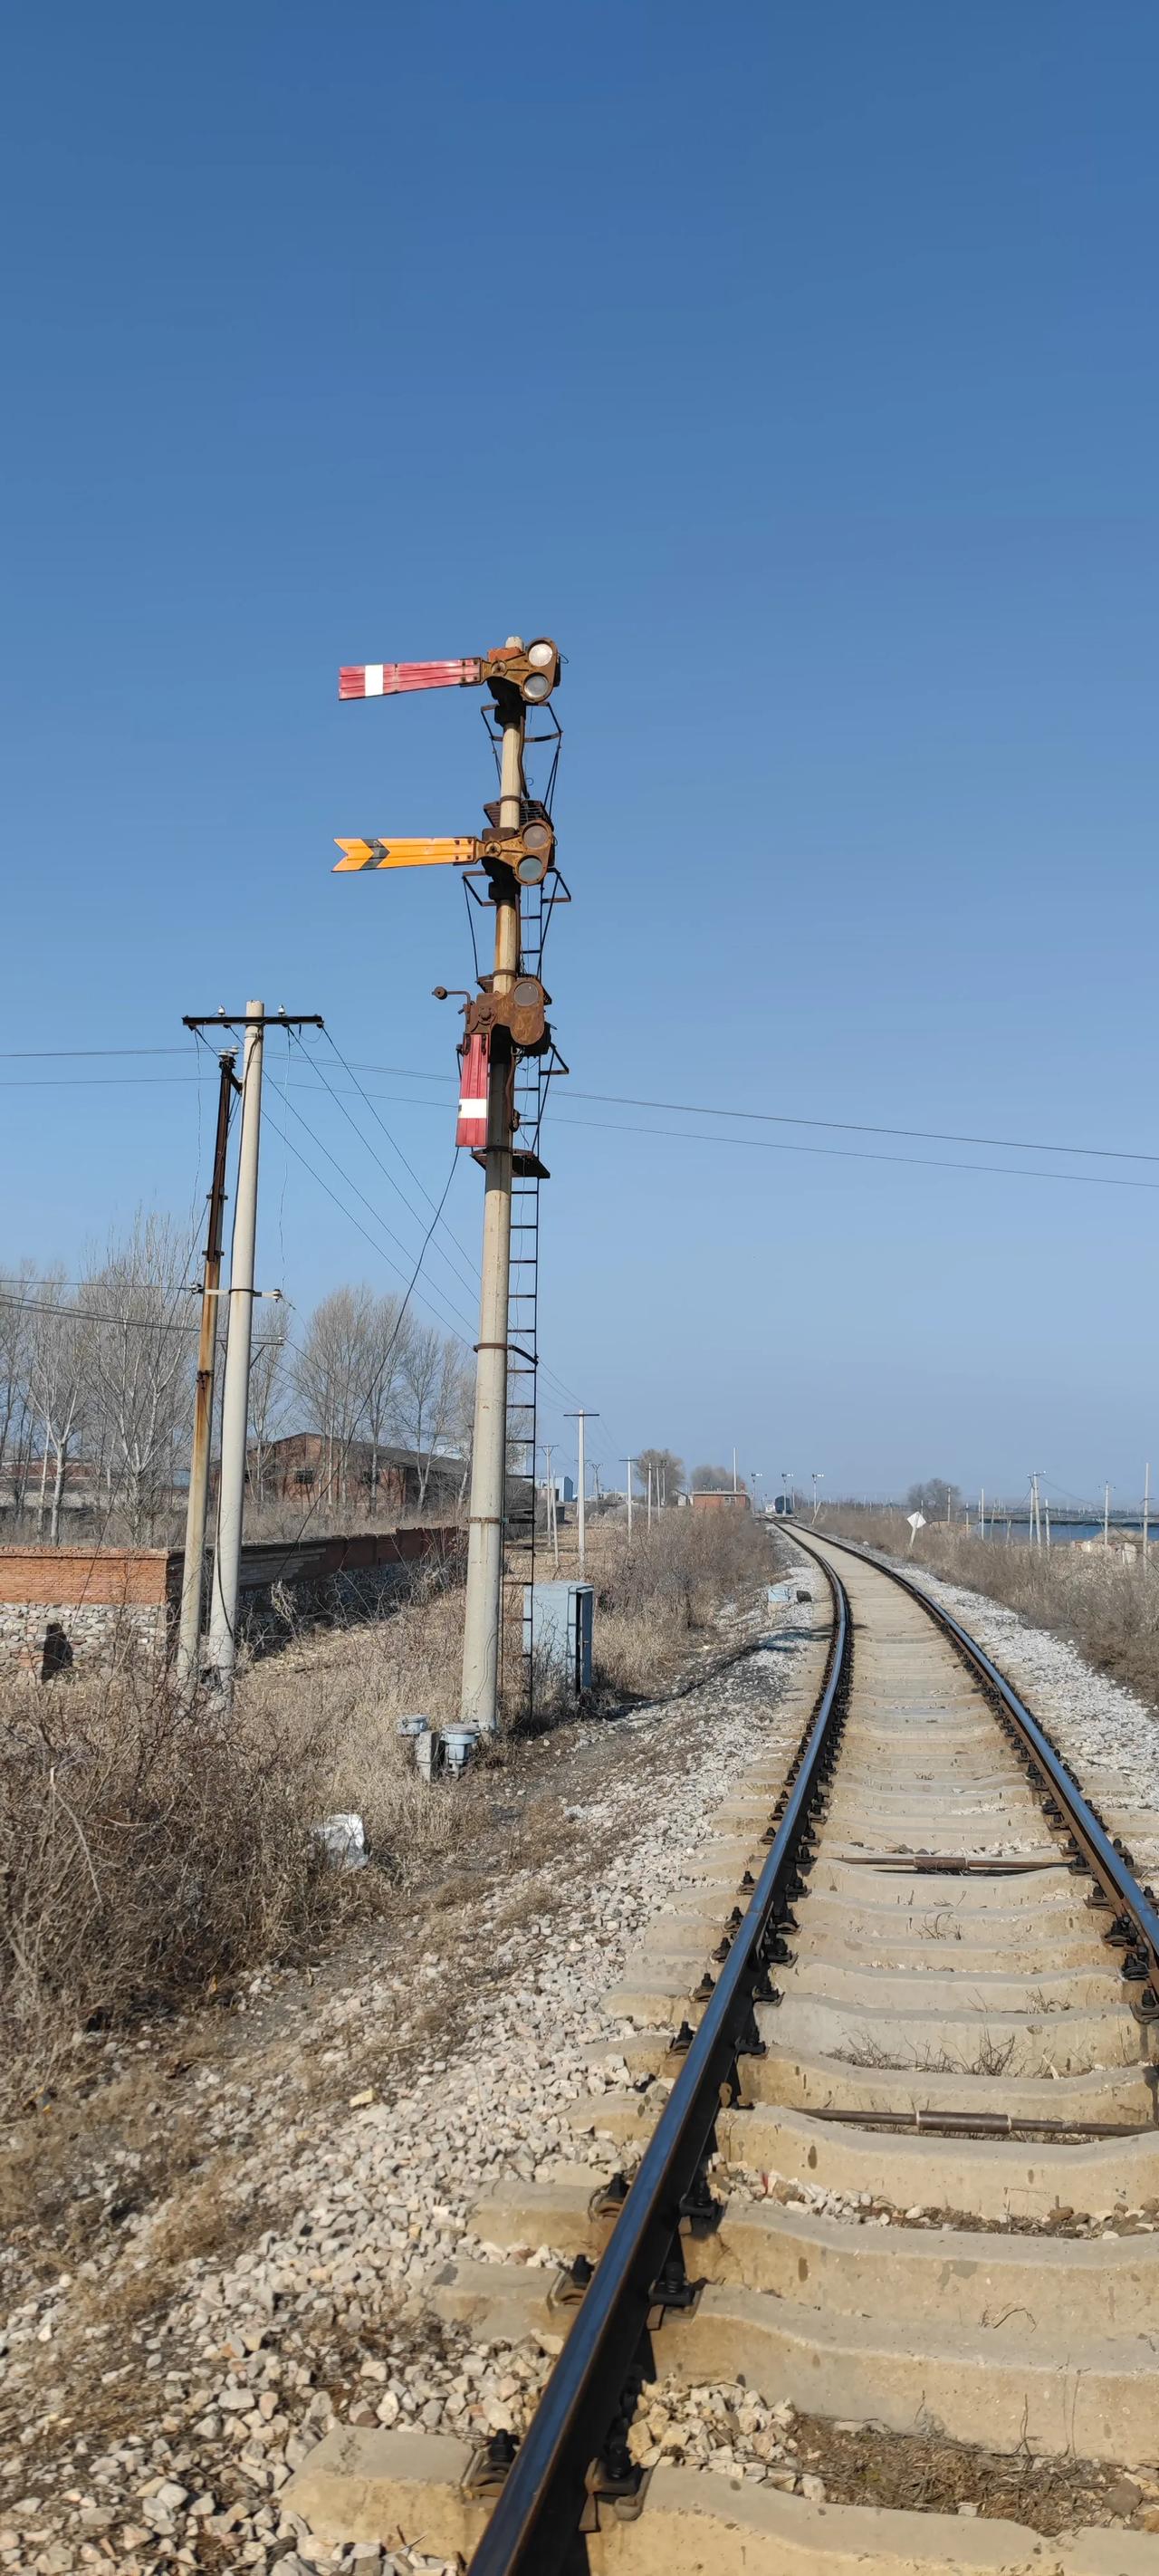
{"left": 465, "top": 975, "right": 551, "bottom": 1053}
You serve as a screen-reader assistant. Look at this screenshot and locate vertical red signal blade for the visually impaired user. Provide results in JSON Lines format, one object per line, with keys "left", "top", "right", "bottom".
{"left": 338, "top": 658, "right": 484, "bottom": 700}
{"left": 455, "top": 1033, "right": 491, "bottom": 1146}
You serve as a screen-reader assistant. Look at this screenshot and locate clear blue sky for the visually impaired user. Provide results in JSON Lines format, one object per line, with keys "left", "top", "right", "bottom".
{"left": 3, "top": 2, "right": 1157, "bottom": 1504}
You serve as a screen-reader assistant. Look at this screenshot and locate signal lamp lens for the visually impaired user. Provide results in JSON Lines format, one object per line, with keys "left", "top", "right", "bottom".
{"left": 526, "top": 639, "right": 556, "bottom": 669}
{"left": 522, "top": 821, "right": 553, "bottom": 857}
{"left": 515, "top": 854, "right": 547, "bottom": 885}
{"left": 512, "top": 978, "right": 541, "bottom": 1010}
{"left": 522, "top": 673, "right": 551, "bottom": 701}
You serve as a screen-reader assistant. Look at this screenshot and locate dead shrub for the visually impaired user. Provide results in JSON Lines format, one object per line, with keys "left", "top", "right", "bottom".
{"left": 0, "top": 1511, "right": 779, "bottom": 2106}
{"left": 585, "top": 1509, "right": 774, "bottom": 1698}
{"left": 0, "top": 1669, "right": 336, "bottom": 2110}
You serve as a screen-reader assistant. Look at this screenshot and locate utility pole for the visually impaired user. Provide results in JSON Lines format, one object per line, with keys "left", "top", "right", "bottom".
{"left": 177, "top": 1044, "right": 235, "bottom": 1693}
{"left": 1104, "top": 1482, "right": 1111, "bottom": 1550}
{"left": 811, "top": 1471, "right": 823, "bottom": 1524}
{"left": 980, "top": 1485, "right": 985, "bottom": 1541}
{"left": 647, "top": 1466, "right": 653, "bottom": 1532}
{"left": 1044, "top": 1494, "right": 1051, "bottom": 1548}
{"left": 206, "top": 1003, "right": 265, "bottom": 1704}
{"left": 1145, "top": 1461, "right": 1150, "bottom": 1562}
{"left": 542, "top": 1441, "right": 560, "bottom": 1566}
{"left": 566, "top": 1410, "right": 597, "bottom": 1575}
{"left": 186, "top": 1007, "right": 321, "bottom": 1707}
{"left": 622, "top": 1458, "right": 635, "bottom": 1545}
{"left": 732, "top": 1447, "right": 738, "bottom": 1495}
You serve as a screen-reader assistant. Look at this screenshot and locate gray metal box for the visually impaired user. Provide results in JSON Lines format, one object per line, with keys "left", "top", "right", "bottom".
{"left": 523, "top": 1579, "right": 594, "bottom": 1694}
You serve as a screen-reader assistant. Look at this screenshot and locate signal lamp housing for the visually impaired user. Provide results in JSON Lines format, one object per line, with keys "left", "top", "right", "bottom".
{"left": 475, "top": 817, "right": 556, "bottom": 887}
{"left": 465, "top": 975, "right": 551, "bottom": 1053}
{"left": 481, "top": 637, "right": 560, "bottom": 705}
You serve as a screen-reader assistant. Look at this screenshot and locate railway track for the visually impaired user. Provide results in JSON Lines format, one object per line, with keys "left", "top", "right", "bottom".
{"left": 288, "top": 1532, "right": 1159, "bottom": 2571}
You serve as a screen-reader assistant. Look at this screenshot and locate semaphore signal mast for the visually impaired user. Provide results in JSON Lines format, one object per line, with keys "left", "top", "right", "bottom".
{"left": 334, "top": 633, "right": 566, "bottom": 1735}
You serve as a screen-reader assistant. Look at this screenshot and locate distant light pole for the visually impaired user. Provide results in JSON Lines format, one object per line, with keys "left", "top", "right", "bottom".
{"left": 1104, "top": 1482, "right": 1111, "bottom": 1551}
{"left": 621, "top": 1457, "right": 635, "bottom": 1545}
{"left": 810, "top": 1470, "right": 824, "bottom": 1524}
{"left": 782, "top": 1468, "right": 792, "bottom": 1519}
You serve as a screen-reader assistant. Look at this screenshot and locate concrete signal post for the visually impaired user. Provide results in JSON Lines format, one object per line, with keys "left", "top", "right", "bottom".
{"left": 333, "top": 634, "right": 564, "bottom": 1735}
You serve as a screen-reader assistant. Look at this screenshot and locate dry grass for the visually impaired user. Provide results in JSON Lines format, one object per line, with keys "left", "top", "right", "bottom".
{"left": 0, "top": 1515, "right": 777, "bottom": 2112}
{"left": 0, "top": 1564, "right": 476, "bottom": 2110}
{"left": 582, "top": 1508, "right": 775, "bottom": 1699}
{"left": 825, "top": 1505, "right": 1159, "bottom": 1712}
{"left": 0, "top": 1668, "right": 337, "bottom": 2113}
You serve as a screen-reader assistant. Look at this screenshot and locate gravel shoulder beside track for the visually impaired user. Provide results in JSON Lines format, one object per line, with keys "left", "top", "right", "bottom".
{"left": 884, "top": 1552, "right": 1159, "bottom": 1824}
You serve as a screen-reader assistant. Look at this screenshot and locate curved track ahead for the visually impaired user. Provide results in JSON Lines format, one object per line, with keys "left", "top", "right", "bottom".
{"left": 291, "top": 1530, "right": 1159, "bottom": 2572}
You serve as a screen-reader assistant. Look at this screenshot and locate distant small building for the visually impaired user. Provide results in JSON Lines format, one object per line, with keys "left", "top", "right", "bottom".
{"left": 242, "top": 1432, "right": 466, "bottom": 1517}
{"left": 691, "top": 1488, "right": 751, "bottom": 1514}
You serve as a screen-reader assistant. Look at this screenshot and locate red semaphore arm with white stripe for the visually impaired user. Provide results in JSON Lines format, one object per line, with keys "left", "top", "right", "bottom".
{"left": 455, "top": 1033, "right": 491, "bottom": 1146}
{"left": 339, "top": 659, "right": 484, "bottom": 700}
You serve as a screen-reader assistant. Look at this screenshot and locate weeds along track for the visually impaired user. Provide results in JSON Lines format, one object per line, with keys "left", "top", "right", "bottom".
{"left": 287, "top": 1534, "right": 1159, "bottom": 2572}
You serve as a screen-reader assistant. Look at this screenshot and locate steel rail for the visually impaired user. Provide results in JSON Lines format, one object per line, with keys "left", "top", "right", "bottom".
{"left": 466, "top": 1555, "right": 850, "bottom": 2574}
{"left": 792, "top": 1528, "right": 1159, "bottom": 2013}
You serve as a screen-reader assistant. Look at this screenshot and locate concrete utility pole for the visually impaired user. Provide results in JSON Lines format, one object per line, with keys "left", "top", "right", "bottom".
{"left": 1044, "top": 1494, "right": 1051, "bottom": 1549}
{"left": 208, "top": 1003, "right": 265, "bottom": 1704}
{"left": 566, "top": 1410, "right": 598, "bottom": 1575}
{"left": 811, "top": 1471, "right": 823, "bottom": 1524}
{"left": 622, "top": 1458, "right": 635, "bottom": 1544}
{"left": 542, "top": 1442, "right": 559, "bottom": 1566}
{"left": 1104, "top": 1482, "right": 1111, "bottom": 1550}
{"left": 980, "top": 1486, "right": 985, "bottom": 1541}
{"left": 647, "top": 1466, "right": 653, "bottom": 1532}
{"left": 1145, "top": 1462, "right": 1150, "bottom": 1562}
{"left": 177, "top": 1046, "right": 235, "bottom": 1693}
{"left": 460, "top": 672, "right": 524, "bottom": 1730}
{"left": 732, "top": 1447, "right": 738, "bottom": 1495}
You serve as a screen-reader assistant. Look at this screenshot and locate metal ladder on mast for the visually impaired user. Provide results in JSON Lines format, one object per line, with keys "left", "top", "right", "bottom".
{"left": 500, "top": 871, "right": 553, "bottom": 1710}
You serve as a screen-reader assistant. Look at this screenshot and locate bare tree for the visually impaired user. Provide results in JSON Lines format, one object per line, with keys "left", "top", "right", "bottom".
{"left": 0, "top": 1258, "right": 36, "bottom": 1516}
{"left": 637, "top": 1447, "right": 685, "bottom": 1507}
{"left": 905, "top": 1477, "right": 961, "bottom": 1518}
{"left": 83, "top": 1214, "right": 196, "bottom": 1541}
{"left": 291, "top": 1286, "right": 376, "bottom": 1508}
{"left": 28, "top": 1275, "right": 93, "bottom": 1543}
{"left": 360, "top": 1292, "right": 408, "bottom": 1515}
{"left": 692, "top": 1463, "right": 734, "bottom": 1492}
{"left": 247, "top": 1300, "right": 290, "bottom": 1508}
{"left": 393, "top": 1324, "right": 470, "bottom": 1508}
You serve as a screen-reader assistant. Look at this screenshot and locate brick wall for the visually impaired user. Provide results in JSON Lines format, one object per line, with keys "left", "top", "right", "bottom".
{"left": 0, "top": 1529, "right": 463, "bottom": 1679}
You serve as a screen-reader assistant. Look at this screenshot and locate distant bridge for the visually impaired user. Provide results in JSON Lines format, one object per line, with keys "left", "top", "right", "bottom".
{"left": 979, "top": 1507, "right": 1146, "bottom": 1529}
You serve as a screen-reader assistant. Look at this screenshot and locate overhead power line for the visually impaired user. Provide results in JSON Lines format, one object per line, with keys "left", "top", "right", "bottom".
{"left": 9, "top": 1044, "right": 1159, "bottom": 1172}
{"left": 551, "top": 1113, "right": 1159, "bottom": 1193}
{"left": 565, "top": 1087, "right": 1159, "bottom": 1169}
{"left": 342, "top": 1064, "right": 1159, "bottom": 1173}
